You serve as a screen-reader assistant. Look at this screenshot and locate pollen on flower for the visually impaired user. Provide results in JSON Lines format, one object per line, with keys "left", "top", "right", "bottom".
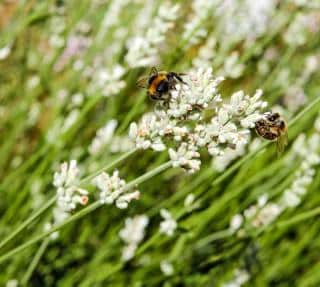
{"left": 80, "top": 195, "right": 89, "bottom": 205}
{"left": 53, "top": 160, "right": 88, "bottom": 213}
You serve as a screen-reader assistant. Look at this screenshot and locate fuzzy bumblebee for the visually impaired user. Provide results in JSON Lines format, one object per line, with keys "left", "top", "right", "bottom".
{"left": 136, "top": 67, "right": 186, "bottom": 101}
{"left": 255, "top": 112, "right": 288, "bottom": 154}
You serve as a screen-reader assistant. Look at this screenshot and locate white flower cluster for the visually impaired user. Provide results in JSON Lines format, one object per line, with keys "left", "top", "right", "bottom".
{"left": 48, "top": 4, "right": 66, "bottom": 50}
{"left": 100, "top": 0, "right": 130, "bottom": 31}
{"left": 132, "top": 0, "right": 155, "bottom": 33}
{"left": 86, "top": 64, "right": 126, "bottom": 97}
{"left": 217, "top": 0, "right": 277, "bottom": 44}
{"left": 283, "top": 86, "right": 307, "bottom": 113}
{"left": 119, "top": 215, "right": 149, "bottom": 261}
{"left": 212, "top": 142, "right": 248, "bottom": 172}
{"left": 30, "top": 178, "right": 44, "bottom": 210}
{"left": 0, "top": 44, "right": 11, "bottom": 60}
{"left": 289, "top": 0, "right": 320, "bottom": 8}
{"left": 46, "top": 109, "right": 81, "bottom": 146}
{"left": 93, "top": 170, "right": 140, "bottom": 209}
{"left": 54, "top": 34, "right": 91, "bottom": 72}
{"left": 230, "top": 119, "right": 320, "bottom": 232}
{"left": 125, "top": 2, "right": 180, "bottom": 67}
{"left": 284, "top": 55, "right": 318, "bottom": 112}
{"left": 5, "top": 279, "right": 19, "bottom": 287}
{"left": 169, "top": 143, "right": 201, "bottom": 174}
{"left": 129, "top": 68, "right": 267, "bottom": 173}
{"left": 284, "top": 12, "right": 320, "bottom": 47}
{"left": 182, "top": 0, "right": 216, "bottom": 46}
{"left": 166, "top": 68, "right": 223, "bottom": 119}
{"left": 192, "top": 37, "right": 217, "bottom": 68}
{"left": 89, "top": 119, "right": 134, "bottom": 155}
{"left": 230, "top": 194, "right": 281, "bottom": 231}
{"left": 159, "top": 209, "right": 177, "bottom": 237}
{"left": 43, "top": 222, "right": 60, "bottom": 240}
{"left": 247, "top": 202, "right": 281, "bottom": 229}
{"left": 160, "top": 260, "right": 174, "bottom": 276}
{"left": 89, "top": 119, "right": 118, "bottom": 155}
{"left": 221, "top": 51, "right": 245, "bottom": 79}
{"left": 53, "top": 160, "right": 89, "bottom": 213}
{"left": 281, "top": 132, "right": 320, "bottom": 208}
{"left": 222, "top": 268, "right": 250, "bottom": 287}
{"left": 129, "top": 113, "right": 167, "bottom": 151}
{"left": 257, "top": 47, "right": 279, "bottom": 76}
{"left": 108, "top": 136, "right": 135, "bottom": 154}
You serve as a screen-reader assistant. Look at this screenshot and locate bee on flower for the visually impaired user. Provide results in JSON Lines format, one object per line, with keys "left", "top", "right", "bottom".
{"left": 254, "top": 112, "right": 288, "bottom": 154}
{"left": 130, "top": 68, "right": 270, "bottom": 173}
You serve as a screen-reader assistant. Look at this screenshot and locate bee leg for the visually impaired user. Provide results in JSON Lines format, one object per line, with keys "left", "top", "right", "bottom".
{"left": 148, "top": 91, "right": 159, "bottom": 101}
{"left": 167, "top": 76, "right": 178, "bottom": 90}
{"left": 171, "top": 72, "right": 187, "bottom": 85}
{"left": 149, "top": 94, "right": 160, "bottom": 101}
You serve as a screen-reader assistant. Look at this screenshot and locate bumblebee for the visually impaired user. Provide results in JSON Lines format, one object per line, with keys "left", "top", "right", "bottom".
{"left": 255, "top": 112, "right": 288, "bottom": 154}
{"left": 137, "top": 67, "right": 186, "bottom": 101}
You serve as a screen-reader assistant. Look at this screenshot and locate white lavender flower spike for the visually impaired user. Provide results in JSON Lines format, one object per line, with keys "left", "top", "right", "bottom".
{"left": 160, "top": 260, "right": 174, "bottom": 276}
{"left": 130, "top": 68, "right": 267, "bottom": 173}
{"left": 53, "top": 160, "right": 89, "bottom": 213}
{"left": 93, "top": 170, "right": 140, "bottom": 209}
{"left": 89, "top": 119, "right": 118, "bottom": 155}
{"left": 125, "top": 2, "right": 180, "bottom": 68}
{"left": 159, "top": 209, "right": 177, "bottom": 237}
{"left": 229, "top": 117, "right": 320, "bottom": 233}
{"left": 119, "top": 215, "right": 149, "bottom": 261}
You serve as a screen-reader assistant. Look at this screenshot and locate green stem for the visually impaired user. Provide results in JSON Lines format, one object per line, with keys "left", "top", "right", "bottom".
{"left": 0, "top": 202, "right": 101, "bottom": 264}
{"left": 102, "top": 96, "right": 320, "bottom": 279}
{"left": 0, "top": 145, "right": 48, "bottom": 189}
{"left": 211, "top": 142, "right": 269, "bottom": 187}
{"left": 275, "top": 206, "right": 320, "bottom": 230}
{"left": 209, "top": 95, "right": 320, "bottom": 188}
{"left": 0, "top": 196, "right": 56, "bottom": 250}
{"left": 261, "top": 46, "right": 296, "bottom": 91}
{"left": 117, "top": 93, "right": 145, "bottom": 134}
{"left": 20, "top": 237, "right": 50, "bottom": 286}
{"left": 0, "top": 161, "right": 172, "bottom": 264}
{"left": 195, "top": 205, "right": 320, "bottom": 249}
{"left": 123, "top": 161, "right": 172, "bottom": 191}
{"left": 288, "top": 96, "right": 320, "bottom": 128}
{"left": 195, "top": 229, "right": 234, "bottom": 249}
{"left": 0, "top": 149, "right": 137, "bottom": 250}
{"left": 80, "top": 148, "right": 138, "bottom": 184}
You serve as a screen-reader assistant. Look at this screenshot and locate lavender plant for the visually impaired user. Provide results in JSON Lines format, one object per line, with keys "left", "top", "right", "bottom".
{"left": 1, "top": 1, "right": 320, "bottom": 286}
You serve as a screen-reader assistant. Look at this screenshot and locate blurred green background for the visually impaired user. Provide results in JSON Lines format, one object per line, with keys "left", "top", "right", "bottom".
{"left": 1, "top": 0, "right": 320, "bottom": 286}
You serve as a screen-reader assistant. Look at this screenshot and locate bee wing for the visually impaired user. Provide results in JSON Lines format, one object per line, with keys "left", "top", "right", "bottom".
{"left": 136, "top": 76, "right": 149, "bottom": 88}
{"left": 276, "top": 131, "right": 288, "bottom": 155}
{"left": 150, "top": 66, "right": 158, "bottom": 76}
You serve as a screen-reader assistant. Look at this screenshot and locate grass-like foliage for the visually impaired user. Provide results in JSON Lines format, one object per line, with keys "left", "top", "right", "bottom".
{"left": 1, "top": 0, "right": 320, "bottom": 286}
